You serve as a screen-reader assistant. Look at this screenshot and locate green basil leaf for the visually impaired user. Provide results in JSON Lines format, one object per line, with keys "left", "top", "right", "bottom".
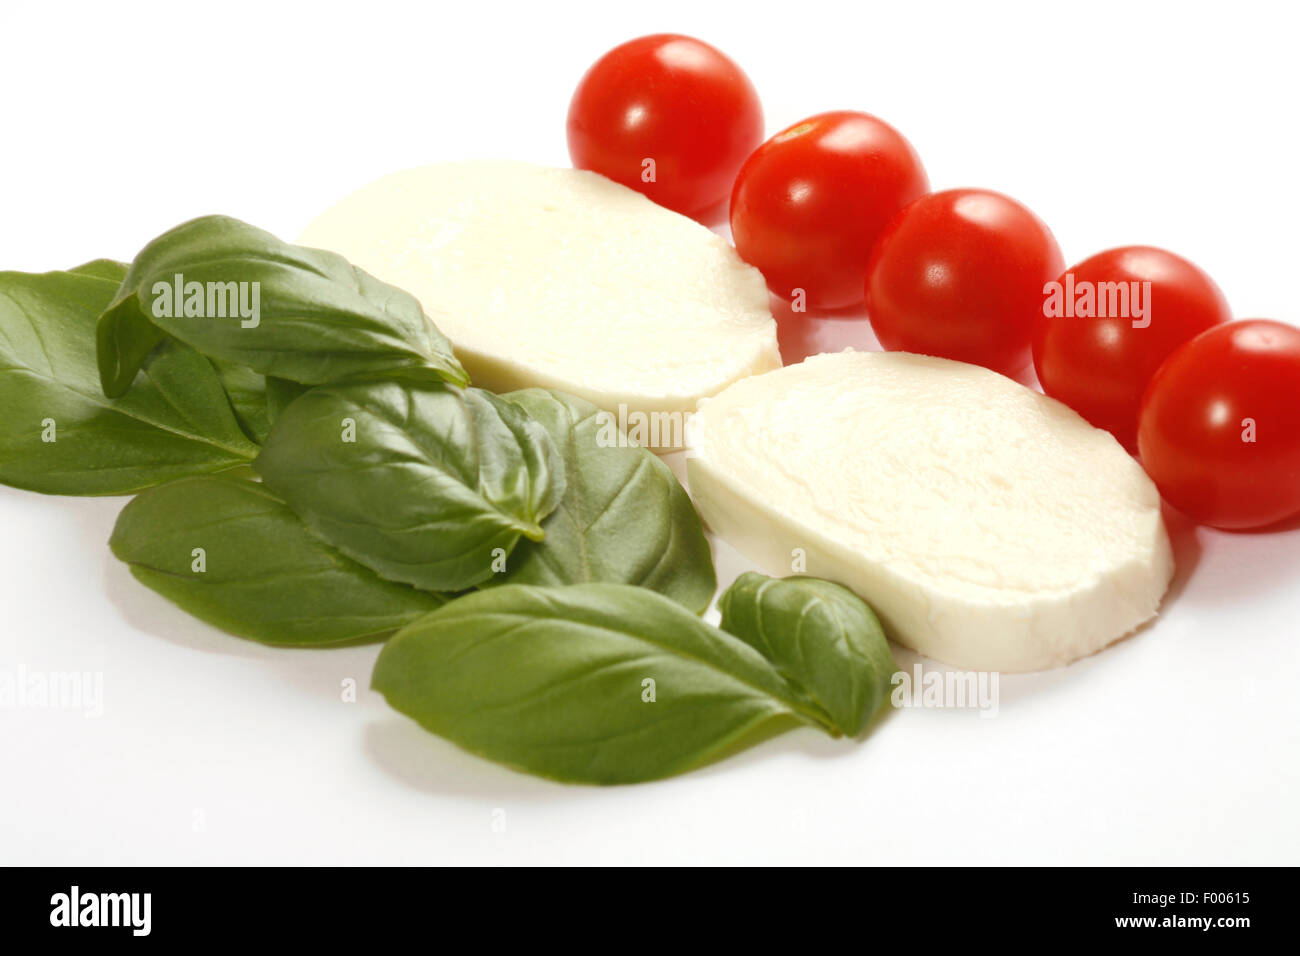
{"left": 373, "top": 583, "right": 831, "bottom": 784}
{"left": 201, "top": 361, "right": 305, "bottom": 447}
{"left": 78, "top": 259, "right": 160, "bottom": 399}
{"left": 87, "top": 260, "right": 160, "bottom": 397}
{"left": 68, "top": 259, "right": 131, "bottom": 281}
{"left": 96, "top": 215, "right": 468, "bottom": 398}
{"left": 211, "top": 359, "right": 272, "bottom": 444}
{"left": 111, "top": 475, "right": 444, "bottom": 645}
{"left": 255, "top": 380, "right": 564, "bottom": 592}
{"left": 96, "top": 293, "right": 165, "bottom": 398}
{"left": 490, "top": 388, "right": 715, "bottom": 612}
{"left": 0, "top": 267, "right": 258, "bottom": 496}
{"left": 265, "top": 376, "right": 309, "bottom": 424}
{"left": 718, "top": 572, "right": 897, "bottom": 737}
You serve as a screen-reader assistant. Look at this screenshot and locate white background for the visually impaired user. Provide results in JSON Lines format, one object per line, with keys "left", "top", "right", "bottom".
{"left": 2, "top": 0, "right": 1297, "bottom": 865}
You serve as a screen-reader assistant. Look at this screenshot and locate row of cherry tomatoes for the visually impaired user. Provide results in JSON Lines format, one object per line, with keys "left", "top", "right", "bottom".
{"left": 566, "top": 34, "right": 1299, "bottom": 531}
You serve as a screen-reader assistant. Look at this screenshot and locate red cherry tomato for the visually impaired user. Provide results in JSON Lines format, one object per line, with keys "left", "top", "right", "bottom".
{"left": 1033, "top": 247, "right": 1230, "bottom": 449}
{"left": 865, "top": 189, "right": 1063, "bottom": 376}
{"left": 730, "top": 111, "right": 928, "bottom": 309}
{"left": 1138, "top": 319, "right": 1300, "bottom": 530}
{"left": 566, "top": 34, "right": 763, "bottom": 218}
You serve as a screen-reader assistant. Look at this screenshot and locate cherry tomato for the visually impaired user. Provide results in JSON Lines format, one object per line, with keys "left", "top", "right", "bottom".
{"left": 730, "top": 111, "right": 928, "bottom": 309}
{"left": 566, "top": 34, "right": 763, "bottom": 218}
{"left": 1034, "top": 247, "right": 1229, "bottom": 449}
{"left": 1138, "top": 319, "right": 1300, "bottom": 530}
{"left": 865, "top": 189, "right": 1063, "bottom": 376}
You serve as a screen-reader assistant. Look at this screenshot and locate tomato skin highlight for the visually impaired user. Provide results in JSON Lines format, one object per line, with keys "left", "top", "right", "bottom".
{"left": 730, "top": 111, "right": 928, "bottom": 309}
{"left": 864, "top": 189, "right": 1063, "bottom": 376}
{"left": 1138, "top": 319, "right": 1300, "bottom": 530}
{"left": 1034, "top": 246, "right": 1230, "bottom": 450}
{"left": 566, "top": 34, "right": 764, "bottom": 218}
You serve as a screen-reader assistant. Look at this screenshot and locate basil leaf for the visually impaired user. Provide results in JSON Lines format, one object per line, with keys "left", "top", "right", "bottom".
{"left": 211, "top": 359, "right": 272, "bottom": 444}
{"left": 490, "top": 389, "right": 715, "bottom": 612}
{"left": 83, "top": 258, "right": 166, "bottom": 400}
{"left": 718, "top": 573, "right": 896, "bottom": 737}
{"left": 97, "top": 215, "right": 468, "bottom": 398}
{"left": 265, "top": 376, "right": 309, "bottom": 424}
{"left": 111, "top": 475, "right": 444, "bottom": 645}
{"left": 373, "top": 583, "right": 831, "bottom": 784}
{"left": 96, "top": 294, "right": 164, "bottom": 398}
{"left": 68, "top": 259, "right": 131, "bottom": 281}
{"left": 255, "top": 380, "right": 564, "bottom": 592}
{"left": 202, "top": 361, "right": 307, "bottom": 446}
{"left": 0, "top": 266, "right": 259, "bottom": 496}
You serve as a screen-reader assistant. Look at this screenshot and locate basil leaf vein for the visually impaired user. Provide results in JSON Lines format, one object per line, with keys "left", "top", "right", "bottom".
{"left": 254, "top": 380, "right": 564, "bottom": 592}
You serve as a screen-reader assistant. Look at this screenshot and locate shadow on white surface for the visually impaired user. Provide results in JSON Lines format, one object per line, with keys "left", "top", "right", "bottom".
{"left": 102, "top": 550, "right": 274, "bottom": 661}
{"left": 1172, "top": 508, "right": 1300, "bottom": 605}
{"left": 685, "top": 719, "right": 867, "bottom": 778}
{"left": 364, "top": 718, "right": 575, "bottom": 800}
{"left": 98, "top": 533, "right": 388, "bottom": 705}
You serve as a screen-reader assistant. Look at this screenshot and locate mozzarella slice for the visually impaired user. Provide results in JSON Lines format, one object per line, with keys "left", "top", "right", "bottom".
{"left": 687, "top": 350, "right": 1174, "bottom": 672}
{"left": 298, "top": 161, "right": 780, "bottom": 432}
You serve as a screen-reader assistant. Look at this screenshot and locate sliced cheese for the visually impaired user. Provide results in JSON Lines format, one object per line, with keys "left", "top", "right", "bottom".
{"left": 298, "top": 161, "right": 780, "bottom": 433}
{"left": 687, "top": 350, "right": 1174, "bottom": 672}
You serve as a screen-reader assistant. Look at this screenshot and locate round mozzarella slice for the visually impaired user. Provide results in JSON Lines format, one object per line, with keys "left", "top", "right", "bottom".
{"left": 687, "top": 350, "right": 1174, "bottom": 672}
